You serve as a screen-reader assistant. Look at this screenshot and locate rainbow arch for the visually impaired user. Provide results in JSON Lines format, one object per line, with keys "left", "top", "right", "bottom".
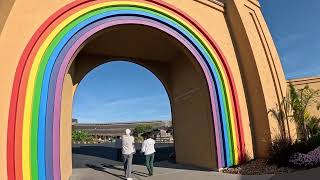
{"left": 6, "top": 0, "right": 246, "bottom": 179}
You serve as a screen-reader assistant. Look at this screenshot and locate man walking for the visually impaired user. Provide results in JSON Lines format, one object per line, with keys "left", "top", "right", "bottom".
{"left": 122, "top": 129, "right": 135, "bottom": 180}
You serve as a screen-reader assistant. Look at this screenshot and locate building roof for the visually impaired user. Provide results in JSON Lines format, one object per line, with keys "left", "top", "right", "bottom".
{"left": 287, "top": 76, "right": 320, "bottom": 86}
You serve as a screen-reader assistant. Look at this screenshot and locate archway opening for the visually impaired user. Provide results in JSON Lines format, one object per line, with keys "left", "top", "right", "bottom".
{"left": 60, "top": 24, "right": 216, "bottom": 178}
{"left": 71, "top": 61, "right": 173, "bottom": 168}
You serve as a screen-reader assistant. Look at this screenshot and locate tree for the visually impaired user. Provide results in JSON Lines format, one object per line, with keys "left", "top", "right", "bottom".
{"left": 268, "top": 97, "right": 291, "bottom": 141}
{"left": 133, "top": 124, "right": 154, "bottom": 136}
{"left": 72, "top": 130, "right": 93, "bottom": 142}
{"left": 305, "top": 114, "right": 320, "bottom": 137}
{"left": 289, "top": 83, "right": 320, "bottom": 140}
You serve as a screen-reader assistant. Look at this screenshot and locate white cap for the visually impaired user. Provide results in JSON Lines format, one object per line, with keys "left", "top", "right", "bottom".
{"left": 125, "top": 129, "right": 131, "bottom": 135}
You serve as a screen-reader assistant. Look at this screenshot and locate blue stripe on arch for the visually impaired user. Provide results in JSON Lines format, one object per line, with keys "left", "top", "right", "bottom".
{"left": 39, "top": 7, "right": 231, "bottom": 178}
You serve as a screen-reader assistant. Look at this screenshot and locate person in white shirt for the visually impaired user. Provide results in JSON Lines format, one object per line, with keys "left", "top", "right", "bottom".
{"left": 122, "top": 129, "right": 135, "bottom": 180}
{"left": 141, "top": 134, "right": 156, "bottom": 176}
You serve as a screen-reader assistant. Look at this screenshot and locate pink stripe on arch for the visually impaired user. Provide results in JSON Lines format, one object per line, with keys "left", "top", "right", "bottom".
{"left": 53, "top": 17, "right": 223, "bottom": 178}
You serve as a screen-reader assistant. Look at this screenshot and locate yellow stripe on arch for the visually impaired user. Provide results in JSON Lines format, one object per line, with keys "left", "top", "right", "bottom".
{"left": 22, "top": 1, "right": 239, "bottom": 179}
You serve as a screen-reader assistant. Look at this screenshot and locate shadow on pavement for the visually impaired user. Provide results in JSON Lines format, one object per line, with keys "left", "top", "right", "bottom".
{"left": 268, "top": 167, "right": 320, "bottom": 180}
{"left": 72, "top": 143, "right": 210, "bottom": 172}
{"left": 101, "top": 164, "right": 149, "bottom": 177}
{"left": 72, "top": 144, "right": 320, "bottom": 180}
{"left": 86, "top": 164, "right": 126, "bottom": 180}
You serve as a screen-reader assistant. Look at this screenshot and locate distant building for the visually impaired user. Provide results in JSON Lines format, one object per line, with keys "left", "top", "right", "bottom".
{"left": 141, "top": 125, "right": 174, "bottom": 143}
{"left": 72, "top": 120, "right": 172, "bottom": 140}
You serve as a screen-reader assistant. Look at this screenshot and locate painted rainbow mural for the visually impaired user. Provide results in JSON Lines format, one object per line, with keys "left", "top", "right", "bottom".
{"left": 7, "top": 0, "right": 246, "bottom": 179}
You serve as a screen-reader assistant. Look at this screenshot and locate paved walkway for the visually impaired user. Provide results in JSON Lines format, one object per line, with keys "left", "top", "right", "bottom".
{"left": 71, "top": 161, "right": 320, "bottom": 180}
{"left": 71, "top": 161, "right": 268, "bottom": 180}
{"left": 71, "top": 144, "right": 320, "bottom": 180}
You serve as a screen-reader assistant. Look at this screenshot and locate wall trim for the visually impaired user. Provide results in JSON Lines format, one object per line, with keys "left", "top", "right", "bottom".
{"left": 194, "top": 0, "right": 225, "bottom": 12}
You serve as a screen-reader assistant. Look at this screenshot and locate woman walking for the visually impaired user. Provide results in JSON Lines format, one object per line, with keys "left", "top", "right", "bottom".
{"left": 141, "top": 134, "right": 156, "bottom": 176}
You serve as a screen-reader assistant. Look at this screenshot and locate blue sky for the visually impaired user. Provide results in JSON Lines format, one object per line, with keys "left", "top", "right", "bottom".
{"left": 74, "top": 1, "right": 320, "bottom": 123}
{"left": 260, "top": 0, "right": 320, "bottom": 79}
{"left": 72, "top": 61, "right": 171, "bottom": 123}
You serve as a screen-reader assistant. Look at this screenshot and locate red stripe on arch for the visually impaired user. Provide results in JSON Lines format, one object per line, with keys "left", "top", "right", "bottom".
{"left": 7, "top": 1, "right": 245, "bottom": 179}
{"left": 7, "top": 1, "right": 91, "bottom": 179}
{"left": 149, "top": 0, "right": 246, "bottom": 160}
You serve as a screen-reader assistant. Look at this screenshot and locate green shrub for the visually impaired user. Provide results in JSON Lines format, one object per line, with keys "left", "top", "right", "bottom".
{"left": 268, "top": 136, "right": 293, "bottom": 167}
{"left": 289, "top": 134, "right": 320, "bottom": 154}
{"left": 289, "top": 84, "right": 320, "bottom": 141}
{"left": 268, "top": 134, "right": 320, "bottom": 167}
{"left": 133, "top": 124, "right": 153, "bottom": 135}
{"left": 135, "top": 136, "right": 144, "bottom": 143}
{"left": 72, "top": 130, "right": 93, "bottom": 142}
{"left": 306, "top": 116, "right": 320, "bottom": 137}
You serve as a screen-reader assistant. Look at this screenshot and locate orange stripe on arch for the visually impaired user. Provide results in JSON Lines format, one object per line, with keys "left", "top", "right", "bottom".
{"left": 7, "top": 0, "right": 94, "bottom": 179}
{"left": 7, "top": 1, "right": 246, "bottom": 179}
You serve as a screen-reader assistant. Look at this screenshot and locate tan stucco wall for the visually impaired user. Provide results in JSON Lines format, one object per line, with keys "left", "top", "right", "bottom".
{"left": 170, "top": 52, "right": 216, "bottom": 169}
{"left": 164, "top": 0, "right": 255, "bottom": 159}
{"left": 225, "top": 0, "right": 287, "bottom": 157}
{"left": 0, "top": 0, "right": 15, "bottom": 35}
{"left": 60, "top": 74, "right": 73, "bottom": 180}
{"left": 0, "top": 0, "right": 286, "bottom": 178}
{"left": 0, "top": 0, "right": 73, "bottom": 178}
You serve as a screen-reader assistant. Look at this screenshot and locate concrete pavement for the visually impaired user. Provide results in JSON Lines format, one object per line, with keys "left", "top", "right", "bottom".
{"left": 71, "top": 144, "right": 320, "bottom": 180}
{"left": 71, "top": 161, "right": 320, "bottom": 180}
{"left": 71, "top": 161, "right": 273, "bottom": 180}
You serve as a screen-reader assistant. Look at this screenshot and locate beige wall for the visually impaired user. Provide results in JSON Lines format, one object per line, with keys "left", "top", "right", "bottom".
{"left": 170, "top": 52, "right": 216, "bottom": 169}
{"left": 225, "top": 0, "right": 287, "bottom": 157}
{"left": 60, "top": 74, "right": 73, "bottom": 180}
{"left": 0, "top": 0, "right": 286, "bottom": 178}
{"left": 0, "top": 0, "right": 72, "bottom": 177}
{"left": 0, "top": 0, "right": 15, "bottom": 35}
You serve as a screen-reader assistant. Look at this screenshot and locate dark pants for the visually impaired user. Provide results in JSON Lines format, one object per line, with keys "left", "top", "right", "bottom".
{"left": 123, "top": 153, "right": 133, "bottom": 178}
{"left": 145, "top": 153, "right": 155, "bottom": 175}
{"left": 117, "top": 149, "right": 122, "bottom": 161}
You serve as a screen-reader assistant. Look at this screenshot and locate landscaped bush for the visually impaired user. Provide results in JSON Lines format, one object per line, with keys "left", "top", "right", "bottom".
{"left": 267, "top": 84, "right": 320, "bottom": 169}
{"left": 289, "top": 147, "right": 320, "bottom": 168}
{"left": 306, "top": 116, "right": 320, "bottom": 137}
{"left": 268, "top": 136, "right": 294, "bottom": 167}
{"left": 72, "top": 130, "right": 93, "bottom": 142}
{"left": 134, "top": 136, "right": 144, "bottom": 143}
{"left": 268, "top": 134, "right": 320, "bottom": 168}
{"left": 133, "top": 124, "right": 154, "bottom": 135}
{"left": 292, "top": 134, "right": 320, "bottom": 153}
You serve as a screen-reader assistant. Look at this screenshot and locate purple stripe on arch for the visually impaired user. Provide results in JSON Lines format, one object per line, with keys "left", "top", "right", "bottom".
{"left": 47, "top": 16, "right": 121, "bottom": 180}
{"left": 49, "top": 16, "right": 224, "bottom": 177}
